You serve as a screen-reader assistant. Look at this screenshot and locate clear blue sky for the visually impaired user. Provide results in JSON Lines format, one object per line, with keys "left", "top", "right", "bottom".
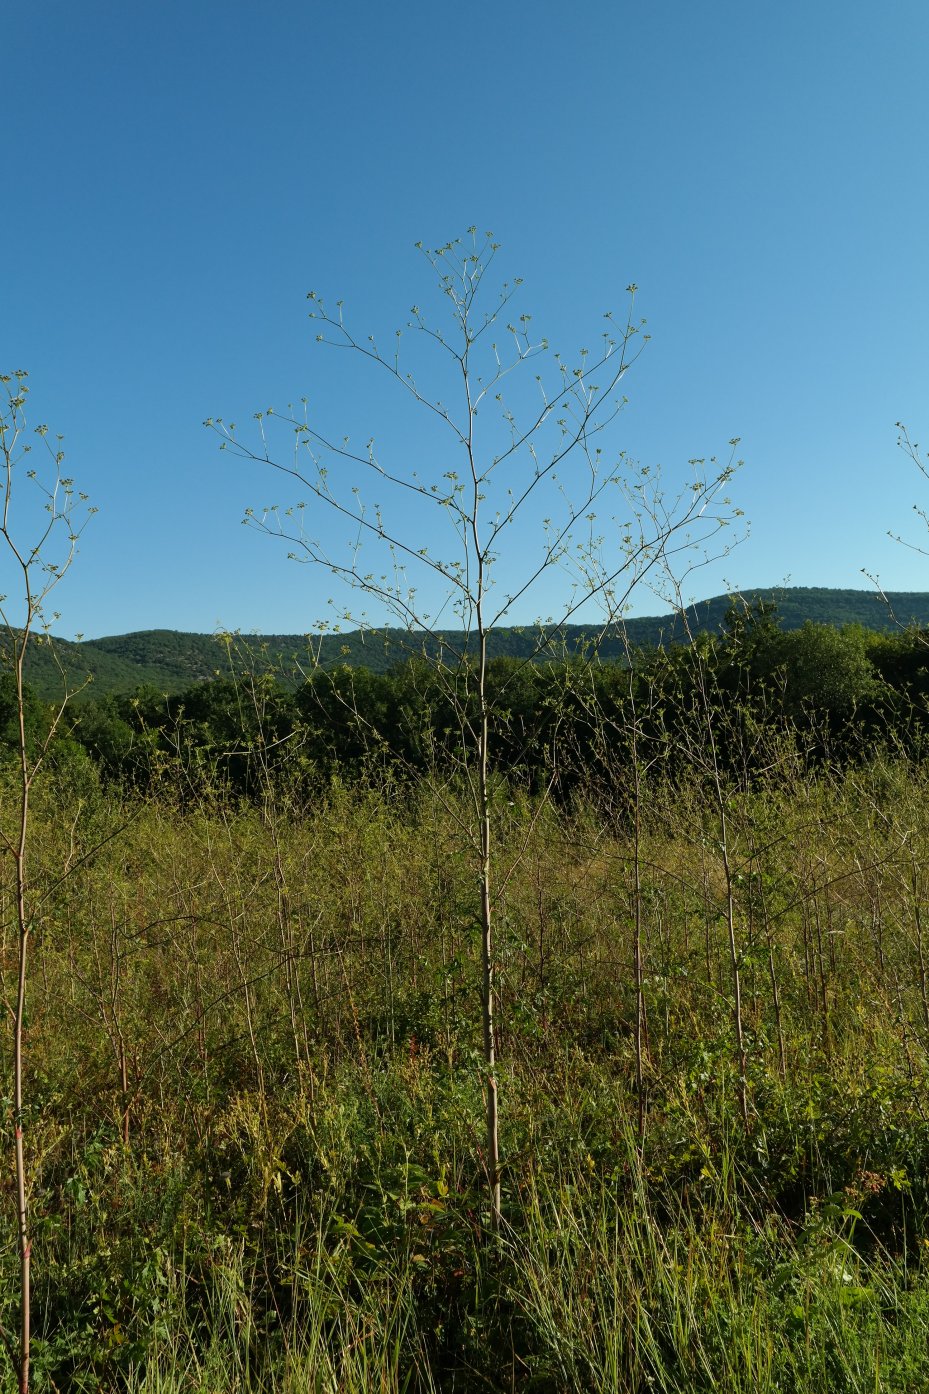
{"left": 4, "top": 0, "right": 928, "bottom": 638}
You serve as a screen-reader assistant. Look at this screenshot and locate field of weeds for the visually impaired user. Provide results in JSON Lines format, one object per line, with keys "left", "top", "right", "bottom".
{"left": 2, "top": 759, "right": 929, "bottom": 1391}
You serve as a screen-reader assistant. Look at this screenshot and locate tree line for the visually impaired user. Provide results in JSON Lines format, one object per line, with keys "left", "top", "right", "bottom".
{"left": 8, "top": 602, "right": 929, "bottom": 803}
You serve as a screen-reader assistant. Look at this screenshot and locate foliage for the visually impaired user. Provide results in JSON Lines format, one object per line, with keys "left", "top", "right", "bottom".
{"left": 40, "top": 606, "right": 929, "bottom": 804}
{"left": 21, "top": 586, "right": 929, "bottom": 700}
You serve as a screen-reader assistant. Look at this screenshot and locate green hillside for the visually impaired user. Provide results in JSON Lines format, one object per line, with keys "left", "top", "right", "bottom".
{"left": 15, "top": 587, "right": 929, "bottom": 700}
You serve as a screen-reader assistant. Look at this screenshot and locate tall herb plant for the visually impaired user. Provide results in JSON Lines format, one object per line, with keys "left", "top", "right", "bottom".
{"left": 209, "top": 231, "right": 740, "bottom": 1232}
{"left": 0, "top": 371, "right": 94, "bottom": 1393}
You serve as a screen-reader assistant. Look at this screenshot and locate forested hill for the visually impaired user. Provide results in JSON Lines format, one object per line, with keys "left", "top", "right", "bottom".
{"left": 17, "top": 586, "right": 929, "bottom": 700}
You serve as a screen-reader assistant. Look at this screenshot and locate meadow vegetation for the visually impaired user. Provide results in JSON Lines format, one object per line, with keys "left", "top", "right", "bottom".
{"left": 3, "top": 625, "right": 929, "bottom": 1390}
{"left": 6, "top": 255, "right": 929, "bottom": 1390}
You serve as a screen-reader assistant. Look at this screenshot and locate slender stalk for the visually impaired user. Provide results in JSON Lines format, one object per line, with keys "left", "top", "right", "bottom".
{"left": 909, "top": 857, "right": 929, "bottom": 1042}
{"left": 631, "top": 752, "right": 647, "bottom": 1139}
{"left": 12, "top": 663, "right": 31, "bottom": 1393}
{"left": 718, "top": 802, "right": 749, "bottom": 1129}
{"left": 465, "top": 320, "right": 502, "bottom": 1234}
{"left": 685, "top": 647, "right": 750, "bottom": 1130}
{"left": 0, "top": 375, "right": 94, "bottom": 1394}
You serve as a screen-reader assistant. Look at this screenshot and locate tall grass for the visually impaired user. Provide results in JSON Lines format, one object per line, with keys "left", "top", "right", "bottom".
{"left": 1, "top": 757, "right": 929, "bottom": 1389}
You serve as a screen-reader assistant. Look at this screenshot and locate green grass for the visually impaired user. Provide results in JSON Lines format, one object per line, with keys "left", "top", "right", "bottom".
{"left": 2, "top": 758, "right": 929, "bottom": 1389}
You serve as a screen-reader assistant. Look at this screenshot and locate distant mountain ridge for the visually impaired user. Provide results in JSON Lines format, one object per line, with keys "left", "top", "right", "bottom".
{"left": 15, "top": 587, "right": 929, "bottom": 701}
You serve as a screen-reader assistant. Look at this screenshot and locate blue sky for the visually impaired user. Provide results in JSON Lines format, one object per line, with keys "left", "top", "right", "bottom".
{"left": 3, "top": 0, "right": 928, "bottom": 638}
